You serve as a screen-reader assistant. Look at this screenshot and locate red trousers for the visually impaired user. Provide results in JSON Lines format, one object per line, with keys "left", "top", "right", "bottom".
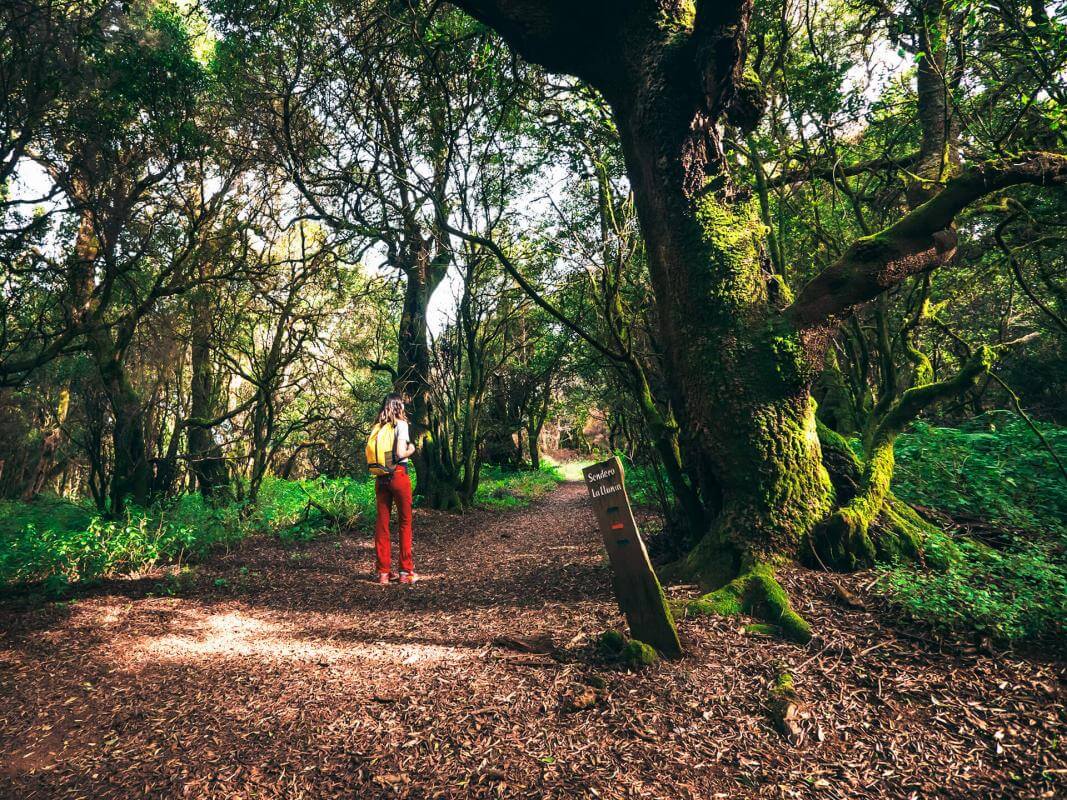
{"left": 374, "top": 466, "right": 414, "bottom": 574}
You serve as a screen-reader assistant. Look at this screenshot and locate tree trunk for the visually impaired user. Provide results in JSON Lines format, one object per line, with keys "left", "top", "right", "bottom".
{"left": 609, "top": 61, "right": 831, "bottom": 589}
{"left": 63, "top": 198, "right": 150, "bottom": 514}
{"left": 396, "top": 248, "right": 462, "bottom": 509}
{"left": 188, "top": 289, "right": 232, "bottom": 500}
{"left": 22, "top": 387, "right": 70, "bottom": 500}
{"left": 151, "top": 403, "right": 184, "bottom": 499}
{"left": 446, "top": 2, "right": 833, "bottom": 637}
{"left": 527, "top": 422, "right": 541, "bottom": 470}
{"left": 97, "top": 349, "right": 150, "bottom": 515}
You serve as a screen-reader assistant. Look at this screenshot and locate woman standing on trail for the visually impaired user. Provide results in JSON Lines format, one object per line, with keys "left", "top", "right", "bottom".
{"left": 367, "top": 393, "right": 418, "bottom": 584}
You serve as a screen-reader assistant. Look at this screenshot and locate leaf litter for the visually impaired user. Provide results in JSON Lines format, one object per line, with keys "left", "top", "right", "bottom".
{"left": 0, "top": 482, "right": 1063, "bottom": 799}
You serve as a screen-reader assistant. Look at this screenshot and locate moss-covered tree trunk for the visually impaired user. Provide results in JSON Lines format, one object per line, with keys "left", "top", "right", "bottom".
{"left": 607, "top": 18, "right": 833, "bottom": 589}
{"left": 66, "top": 205, "right": 150, "bottom": 515}
{"left": 21, "top": 387, "right": 70, "bottom": 501}
{"left": 449, "top": 2, "right": 833, "bottom": 593}
{"left": 94, "top": 336, "right": 150, "bottom": 515}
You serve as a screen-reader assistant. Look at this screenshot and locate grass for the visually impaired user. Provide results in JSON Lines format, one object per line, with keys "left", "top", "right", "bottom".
{"left": 0, "top": 464, "right": 566, "bottom": 595}
{"left": 473, "top": 463, "right": 564, "bottom": 509}
{"left": 541, "top": 454, "right": 593, "bottom": 482}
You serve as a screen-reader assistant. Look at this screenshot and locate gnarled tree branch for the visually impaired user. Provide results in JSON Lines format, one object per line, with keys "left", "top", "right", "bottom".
{"left": 446, "top": 0, "right": 624, "bottom": 86}
{"left": 765, "top": 152, "right": 919, "bottom": 189}
{"left": 785, "top": 152, "right": 1067, "bottom": 331}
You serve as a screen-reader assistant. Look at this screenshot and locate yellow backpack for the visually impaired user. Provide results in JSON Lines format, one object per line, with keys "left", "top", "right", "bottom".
{"left": 365, "top": 423, "right": 399, "bottom": 477}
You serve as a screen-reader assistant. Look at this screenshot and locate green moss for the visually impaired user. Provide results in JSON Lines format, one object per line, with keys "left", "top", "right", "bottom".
{"left": 747, "top": 565, "right": 813, "bottom": 643}
{"left": 874, "top": 495, "right": 930, "bottom": 563}
{"left": 772, "top": 671, "right": 794, "bottom": 694}
{"left": 621, "top": 639, "right": 658, "bottom": 668}
{"left": 816, "top": 352, "right": 859, "bottom": 435}
{"left": 813, "top": 438, "right": 899, "bottom": 570}
{"left": 684, "top": 597, "right": 719, "bottom": 617}
{"left": 656, "top": 1, "right": 696, "bottom": 39}
{"left": 691, "top": 582, "right": 744, "bottom": 616}
{"left": 691, "top": 194, "right": 765, "bottom": 315}
{"left": 766, "top": 273, "right": 794, "bottom": 305}
{"left": 849, "top": 230, "right": 899, "bottom": 264}
{"left": 666, "top": 598, "right": 688, "bottom": 618}
{"left": 767, "top": 669, "right": 801, "bottom": 739}
{"left": 676, "top": 535, "right": 740, "bottom": 590}
{"left": 769, "top": 327, "right": 807, "bottom": 386}
{"left": 816, "top": 419, "right": 861, "bottom": 470}
{"left": 598, "top": 629, "right": 626, "bottom": 655}
{"left": 688, "top": 562, "right": 812, "bottom": 643}
{"left": 744, "top": 623, "right": 779, "bottom": 636}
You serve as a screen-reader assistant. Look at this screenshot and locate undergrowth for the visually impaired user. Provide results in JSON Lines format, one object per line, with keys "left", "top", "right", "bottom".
{"left": 0, "top": 465, "right": 563, "bottom": 595}
{"left": 891, "top": 413, "right": 1066, "bottom": 535}
{"left": 878, "top": 414, "right": 1067, "bottom": 646}
{"left": 878, "top": 529, "right": 1066, "bottom": 644}
{"left": 624, "top": 413, "right": 1067, "bottom": 646}
{"left": 473, "top": 463, "right": 563, "bottom": 509}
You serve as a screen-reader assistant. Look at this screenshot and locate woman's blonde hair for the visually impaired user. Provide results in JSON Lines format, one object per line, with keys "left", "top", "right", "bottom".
{"left": 377, "top": 393, "right": 407, "bottom": 427}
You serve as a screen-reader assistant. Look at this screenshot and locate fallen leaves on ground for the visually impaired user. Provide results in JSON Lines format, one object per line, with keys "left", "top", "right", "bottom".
{"left": 0, "top": 482, "right": 1063, "bottom": 799}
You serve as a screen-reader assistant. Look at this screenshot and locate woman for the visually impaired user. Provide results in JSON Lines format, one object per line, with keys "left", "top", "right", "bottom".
{"left": 371, "top": 393, "right": 418, "bottom": 584}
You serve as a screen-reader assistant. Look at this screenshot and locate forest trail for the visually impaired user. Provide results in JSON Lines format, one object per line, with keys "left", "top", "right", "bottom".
{"left": 1, "top": 479, "right": 1063, "bottom": 800}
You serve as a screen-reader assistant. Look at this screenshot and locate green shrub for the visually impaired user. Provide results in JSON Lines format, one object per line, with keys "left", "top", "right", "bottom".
{"left": 254, "top": 475, "right": 376, "bottom": 542}
{"left": 616, "top": 462, "right": 660, "bottom": 508}
{"left": 878, "top": 414, "right": 1067, "bottom": 646}
{"left": 1, "top": 462, "right": 568, "bottom": 594}
{"left": 0, "top": 494, "right": 244, "bottom": 592}
{"left": 0, "top": 475, "right": 375, "bottom": 594}
{"left": 878, "top": 529, "right": 1066, "bottom": 644}
{"left": 891, "top": 414, "right": 1067, "bottom": 536}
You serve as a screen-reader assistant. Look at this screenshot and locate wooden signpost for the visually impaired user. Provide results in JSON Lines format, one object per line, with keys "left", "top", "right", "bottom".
{"left": 583, "top": 456, "right": 682, "bottom": 657}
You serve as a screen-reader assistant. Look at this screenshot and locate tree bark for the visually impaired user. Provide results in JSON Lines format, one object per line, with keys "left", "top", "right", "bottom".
{"left": 66, "top": 206, "right": 150, "bottom": 515}
{"left": 396, "top": 242, "right": 462, "bottom": 509}
{"left": 188, "top": 288, "right": 232, "bottom": 500}
{"left": 95, "top": 338, "right": 150, "bottom": 515}
{"left": 22, "top": 387, "right": 70, "bottom": 500}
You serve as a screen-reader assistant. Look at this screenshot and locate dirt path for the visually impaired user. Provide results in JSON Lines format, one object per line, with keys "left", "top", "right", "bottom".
{"left": 1, "top": 481, "right": 1063, "bottom": 799}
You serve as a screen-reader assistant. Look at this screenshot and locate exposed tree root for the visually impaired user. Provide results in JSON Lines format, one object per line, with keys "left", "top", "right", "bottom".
{"left": 812, "top": 420, "right": 938, "bottom": 570}
{"left": 767, "top": 665, "right": 802, "bottom": 741}
{"left": 668, "top": 419, "right": 956, "bottom": 646}
{"left": 685, "top": 562, "right": 812, "bottom": 644}
{"left": 668, "top": 529, "right": 740, "bottom": 590}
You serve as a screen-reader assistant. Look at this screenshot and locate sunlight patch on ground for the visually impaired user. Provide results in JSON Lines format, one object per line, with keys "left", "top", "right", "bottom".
{"left": 122, "top": 610, "right": 475, "bottom": 667}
